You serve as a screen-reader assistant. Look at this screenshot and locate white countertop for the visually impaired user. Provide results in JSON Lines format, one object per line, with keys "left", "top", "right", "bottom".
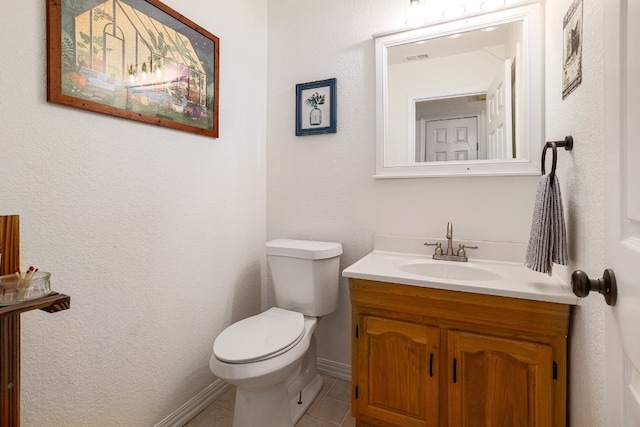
{"left": 342, "top": 249, "right": 578, "bottom": 305}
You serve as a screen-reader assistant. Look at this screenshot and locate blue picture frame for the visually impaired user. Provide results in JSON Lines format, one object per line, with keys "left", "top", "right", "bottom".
{"left": 295, "top": 78, "right": 337, "bottom": 136}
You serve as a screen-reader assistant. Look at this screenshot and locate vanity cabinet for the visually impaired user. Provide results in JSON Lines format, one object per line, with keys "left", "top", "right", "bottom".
{"left": 447, "top": 330, "right": 553, "bottom": 427}
{"left": 357, "top": 316, "right": 440, "bottom": 427}
{"left": 349, "top": 278, "right": 571, "bottom": 427}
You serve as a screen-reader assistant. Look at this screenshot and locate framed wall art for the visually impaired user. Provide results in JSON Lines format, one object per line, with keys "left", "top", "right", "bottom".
{"left": 295, "top": 78, "right": 337, "bottom": 136}
{"left": 562, "top": 0, "right": 582, "bottom": 100}
{"left": 47, "top": 0, "right": 220, "bottom": 137}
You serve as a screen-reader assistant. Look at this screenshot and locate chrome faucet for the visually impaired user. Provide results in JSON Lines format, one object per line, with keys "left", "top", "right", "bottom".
{"left": 424, "top": 222, "right": 478, "bottom": 262}
{"left": 445, "top": 222, "right": 454, "bottom": 256}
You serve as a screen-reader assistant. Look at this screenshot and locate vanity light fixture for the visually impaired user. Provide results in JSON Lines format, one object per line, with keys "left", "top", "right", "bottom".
{"left": 443, "top": 5, "right": 466, "bottom": 19}
{"left": 480, "top": 0, "right": 506, "bottom": 11}
{"left": 405, "top": 0, "right": 427, "bottom": 27}
{"left": 398, "top": 0, "right": 525, "bottom": 30}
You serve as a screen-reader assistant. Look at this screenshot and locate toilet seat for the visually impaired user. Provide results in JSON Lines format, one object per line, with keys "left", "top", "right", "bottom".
{"left": 213, "top": 307, "right": 305, "bottom": 363}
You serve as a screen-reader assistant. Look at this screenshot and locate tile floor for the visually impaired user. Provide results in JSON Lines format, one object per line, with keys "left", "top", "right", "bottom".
{"left": 185, "top": 375, "right": 355, "bottom": 427}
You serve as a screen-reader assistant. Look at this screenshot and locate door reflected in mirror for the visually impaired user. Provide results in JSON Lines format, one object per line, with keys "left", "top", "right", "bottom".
{"left": 375, "top": 3, "right": 543, "bottom": 177}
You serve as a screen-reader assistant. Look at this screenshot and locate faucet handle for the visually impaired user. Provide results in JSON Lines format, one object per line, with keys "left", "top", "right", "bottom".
{"left": 457, "top": 244, "right": 478, "bottom": 258}
{"left": 424, "top": 242, "right": 443, "bottom": 255}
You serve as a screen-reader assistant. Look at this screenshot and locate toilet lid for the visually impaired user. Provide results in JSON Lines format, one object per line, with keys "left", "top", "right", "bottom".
{"left": 213, "top": 307, "right": 305, "bottom": 363}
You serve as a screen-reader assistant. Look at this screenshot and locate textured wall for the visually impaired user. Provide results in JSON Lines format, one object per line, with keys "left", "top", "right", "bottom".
{"left": 267, "top": 0, "right": 539, "bottom": 365}
{"left": 545, "top": 0, "right": 606, "bottom": 425}
{"left": 267, "top": 0, "right": 605, "bottom": 425}
{"left": 0, "top": 0, "right": 607, "bottom": 423}
{"left": 0, "top": 0, "right": 267, "bottom": 425}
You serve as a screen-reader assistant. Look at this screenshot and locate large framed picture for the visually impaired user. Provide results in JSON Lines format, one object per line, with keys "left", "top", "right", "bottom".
{"left": 47, "top": 0, "right": 220, "bottom": 138}
{"left": 295, "top": 78, "right": 337, "bottom": 136}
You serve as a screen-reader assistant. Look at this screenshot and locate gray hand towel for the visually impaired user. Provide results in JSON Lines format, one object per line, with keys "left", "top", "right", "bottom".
{"left": 525, "top": 174, "right": 568, "bottom": 275}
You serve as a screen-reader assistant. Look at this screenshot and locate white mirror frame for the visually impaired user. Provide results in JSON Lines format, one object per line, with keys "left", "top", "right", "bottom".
{"left": 374, "top": 2, "right": 544, "bottom": 178}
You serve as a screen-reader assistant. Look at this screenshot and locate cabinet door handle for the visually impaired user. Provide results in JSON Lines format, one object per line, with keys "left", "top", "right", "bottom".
{"left": 453, "top": 358, "right": 457, "bottom": 383}
{"left": 429, "top": 353, "right": 434, "bottom": 377}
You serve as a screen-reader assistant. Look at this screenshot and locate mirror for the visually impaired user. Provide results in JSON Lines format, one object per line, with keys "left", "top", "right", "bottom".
{"left": 375, "top": 3, "right": 543, "bottom": 178}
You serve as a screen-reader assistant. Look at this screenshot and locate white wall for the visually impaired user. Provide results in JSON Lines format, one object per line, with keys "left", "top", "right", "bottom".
{"left": 268, "top": 0, "right": 606, "bottom": 425}
{"left": 267, "top": 0, "right": 538, "bottom": 365}
{"left": 0, "top": 0, "right": 267, "bottom": 425}
{"left": 545, "top": 0, "right": 606, "bottom": 425}
{"left": 0, "top": 0, "right": 606, "bottom": 424}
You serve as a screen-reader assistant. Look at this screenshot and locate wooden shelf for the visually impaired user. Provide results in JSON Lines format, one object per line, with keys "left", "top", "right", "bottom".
{"left": 0, "top": 293, "right": 71, "bottom": 318}
{"left": 1, "top": 215, "right": 71, "bottom": 425}
{"left": 1, "top": 293, "right": 70, "bottom": 426}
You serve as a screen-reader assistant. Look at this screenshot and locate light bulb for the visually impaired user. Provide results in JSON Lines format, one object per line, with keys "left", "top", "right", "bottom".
{"left": 406, "top": 0, "right": 427, "bottom": 27}
{"left": 443, "top": 5, "right": 466, "bottom": 19}
{"left": 481, "top": 0, "right": 505, "bottom": 11}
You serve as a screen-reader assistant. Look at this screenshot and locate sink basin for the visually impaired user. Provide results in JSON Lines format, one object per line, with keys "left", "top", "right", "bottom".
{"left": 342, "top": 238, "right": 579, "bottom": 304}
{"left": 398, "top": 261, "right": 503, "bottom": 281}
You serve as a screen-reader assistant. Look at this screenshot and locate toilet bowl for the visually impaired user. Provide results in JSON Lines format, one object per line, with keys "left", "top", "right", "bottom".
{"left": 210, "top": 308, "right": 321, "bottom": 427}
{"left": 209, "top": 239, "right": 342, "bottom": 427}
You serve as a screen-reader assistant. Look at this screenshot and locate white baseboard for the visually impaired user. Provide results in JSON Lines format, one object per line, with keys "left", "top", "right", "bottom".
{"left": 154, "top": 379, "right": 231, "bottom": 427}
{"left": 317, "top": 358, "right": 351, "bottom": 382}
{"left": 155, "top": 359, "right": 351, "bottom": 427}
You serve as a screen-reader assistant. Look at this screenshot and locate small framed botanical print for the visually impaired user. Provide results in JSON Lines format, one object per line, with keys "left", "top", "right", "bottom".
{"left": 295, "top": 78, "right": 337, "bottom": 136}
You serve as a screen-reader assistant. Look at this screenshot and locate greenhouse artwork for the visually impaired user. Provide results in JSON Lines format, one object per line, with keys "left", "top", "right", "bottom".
{"left": 47, "top": 0, "right": 219, "bottom": 137}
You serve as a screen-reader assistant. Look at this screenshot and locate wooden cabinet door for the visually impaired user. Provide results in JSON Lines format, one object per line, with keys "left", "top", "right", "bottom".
{"left": 357, "top": 315, "right": 440, "bottom": 427}
{"left": 447, "top": 330, "right": 553, "bottom": 427}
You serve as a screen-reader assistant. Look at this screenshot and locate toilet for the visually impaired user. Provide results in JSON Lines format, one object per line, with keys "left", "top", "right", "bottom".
{"left": 209, "top": 239, "right": 343, "bottom": 427}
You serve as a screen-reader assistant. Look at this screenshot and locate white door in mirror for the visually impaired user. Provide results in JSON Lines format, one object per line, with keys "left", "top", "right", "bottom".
{"left": 424, "top": 116, "right": 478, "bottom": 162}
{"left": 486, "top": 58, "right": 513, "bottom": 159}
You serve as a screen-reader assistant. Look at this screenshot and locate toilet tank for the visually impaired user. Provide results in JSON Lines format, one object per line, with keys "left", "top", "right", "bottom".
{"left": 266, "top": 239, "right": 342, "bottom": 317}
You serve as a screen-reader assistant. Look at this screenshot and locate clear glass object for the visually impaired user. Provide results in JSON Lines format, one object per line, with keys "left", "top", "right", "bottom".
{"left": 0, "top": 272, "right": 52, "bottom": 305}
{"left": 310, "top": 107, "right": 322, "bottom": 126}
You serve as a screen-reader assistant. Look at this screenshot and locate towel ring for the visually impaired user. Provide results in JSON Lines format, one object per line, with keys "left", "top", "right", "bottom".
{"left": 541, "top": 142, "right": 558, "bottom": 178}
{"left": 542, "top": 136, "right": 573, "bottom": 183}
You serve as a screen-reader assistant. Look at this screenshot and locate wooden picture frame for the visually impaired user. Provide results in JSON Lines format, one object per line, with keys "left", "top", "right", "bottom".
{"left": 47, "top": 0, "right": 219, "bottom": 137}
{"left": 295, "top": 78, "right": 337, "bottom": 136}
